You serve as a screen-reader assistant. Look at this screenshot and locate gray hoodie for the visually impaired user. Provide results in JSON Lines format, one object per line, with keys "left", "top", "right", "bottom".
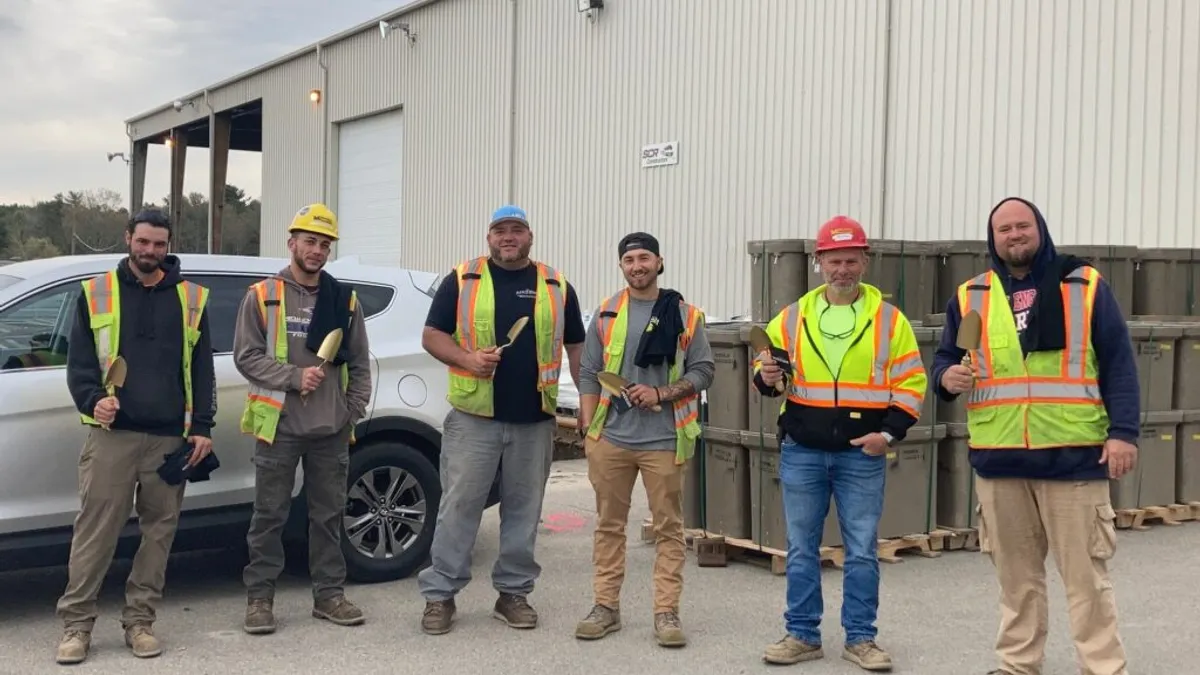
{"left": 233, "top": 267, "right": 372, "bottom": 440}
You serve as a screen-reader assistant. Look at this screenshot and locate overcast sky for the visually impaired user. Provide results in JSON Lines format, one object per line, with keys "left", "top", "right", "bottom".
{"left": 0, "top": 0, "right": 413, "bottom": 208}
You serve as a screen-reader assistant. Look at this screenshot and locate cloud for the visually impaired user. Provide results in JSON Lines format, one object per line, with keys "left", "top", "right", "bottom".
{"left": 0, "top": 0, "right": 406, "bottom": 206}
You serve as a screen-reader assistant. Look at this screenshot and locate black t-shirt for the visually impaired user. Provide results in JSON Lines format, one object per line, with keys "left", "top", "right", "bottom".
{"left": 425, "top": 260, "right": 587, "bottom": 423}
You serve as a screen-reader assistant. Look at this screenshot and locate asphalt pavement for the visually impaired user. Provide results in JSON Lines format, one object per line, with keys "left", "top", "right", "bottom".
{"left": 1, "top": 458, "right": 1197, "bottom": 674}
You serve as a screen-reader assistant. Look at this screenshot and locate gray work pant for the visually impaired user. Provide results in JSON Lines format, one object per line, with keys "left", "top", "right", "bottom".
{"left": 417, "top": 408, "right": 555, "bottom": 601}
{"left": 243, "top": 428, "right": 351, "bottom": 602}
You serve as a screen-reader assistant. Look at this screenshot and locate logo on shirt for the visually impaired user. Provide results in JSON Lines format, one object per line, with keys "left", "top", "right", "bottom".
{"left": 286, "top": 306, "right": 313, "bottom": 338}
{"left": 1011, "top": 289, "right": 1037, "bottom": 333}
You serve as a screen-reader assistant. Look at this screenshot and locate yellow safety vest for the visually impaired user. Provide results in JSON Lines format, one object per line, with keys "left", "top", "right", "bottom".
{"left": 584, "top": 289, "right": 704, "bottom": 465}
{"left": 447, "top": 257, "right": 567, "bottom": 417}
{"left": 238, "top": 278, "right": 358, "bottom": 445}
{"left": 957, "top": 267, "right": 1109, "bottom": 449}
{"left": 79, "top": 270, "right": 210, "bottom": 436}
{"left": 753, "top": 283, "right": 926, "bottom": 419}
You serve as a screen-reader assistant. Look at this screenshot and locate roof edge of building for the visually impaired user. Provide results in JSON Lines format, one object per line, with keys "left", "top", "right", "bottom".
{"left": 123, "top": 0, "right": 442, "bottom": 126}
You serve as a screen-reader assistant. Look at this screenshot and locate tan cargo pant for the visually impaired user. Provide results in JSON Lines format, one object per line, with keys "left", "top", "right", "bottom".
{"left": 586, "top": 436, "right": 686, "bottom": 614}
{"left": 976, "top": 476, "right": 1128, "bottom": 675}
{"left": 56, "top": 428, "right": 187, "bottom": 631}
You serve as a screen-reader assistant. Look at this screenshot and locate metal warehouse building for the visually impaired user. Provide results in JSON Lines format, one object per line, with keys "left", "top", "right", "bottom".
{"left": 124, "top": 0, "right": 1200, "bottom": 320}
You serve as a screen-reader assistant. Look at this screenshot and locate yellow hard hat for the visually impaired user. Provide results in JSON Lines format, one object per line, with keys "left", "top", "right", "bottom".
{"left": 288, "top": 203, "right": 339, "bottom": 240}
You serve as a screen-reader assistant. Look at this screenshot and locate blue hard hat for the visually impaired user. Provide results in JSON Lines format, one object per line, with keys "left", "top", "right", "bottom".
{"left": 489, "top": 204, "right": 529, "bottom": 229}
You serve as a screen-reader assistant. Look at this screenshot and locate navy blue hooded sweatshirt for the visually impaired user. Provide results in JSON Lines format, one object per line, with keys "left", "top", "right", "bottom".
{"left": 930, "top": 198, "right": 1140, "bottom": 480}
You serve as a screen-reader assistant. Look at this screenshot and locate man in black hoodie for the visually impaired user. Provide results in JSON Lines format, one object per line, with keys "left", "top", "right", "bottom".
{"left": 54, "top": 209, "right": 216, "bottom": 666}
{"left": 932, "top": 198, "right": 1138, "bottom": 675}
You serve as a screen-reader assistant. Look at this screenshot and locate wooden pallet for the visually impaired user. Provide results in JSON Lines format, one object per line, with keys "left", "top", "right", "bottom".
{"left": 1115, "top": 504, "right": 1196, "bottom": 530}
{"left": 931, "top": 526, "right": 980, "bottom": 552}
{"left": 683, "top": 529, "right": 789, "bottom": 575}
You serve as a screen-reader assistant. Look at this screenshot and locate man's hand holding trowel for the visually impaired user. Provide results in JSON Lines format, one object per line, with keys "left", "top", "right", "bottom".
{"left": 749, "top": 325, "right": 794, "bottom": 393}
{"left": 942, "top": 309, "right": 982, "bottom": 394}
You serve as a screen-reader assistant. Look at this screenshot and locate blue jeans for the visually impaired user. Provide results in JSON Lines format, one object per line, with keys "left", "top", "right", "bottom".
{"left": 779, "top": 438, "right": 886, "bottom": 646}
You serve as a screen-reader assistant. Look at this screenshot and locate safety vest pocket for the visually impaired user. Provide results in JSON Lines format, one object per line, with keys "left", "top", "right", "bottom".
{"left": 185, "top": 326, "right": 202, "bottom": 349}
{"left": 89, "top": 312, "right": 114, "bottom": 330}
{"left": 1062, "top": 405, "right": 1103, "bottom": 423}
{"left": 449, "top": 372, "right": 479, "bottom": 394}
{"left": 473, "top": 319, "right": 494, "bottom": 347}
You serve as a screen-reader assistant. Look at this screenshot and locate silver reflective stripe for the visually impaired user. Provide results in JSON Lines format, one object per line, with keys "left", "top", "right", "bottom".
{"left": 247, "top": 281, "right": 287, "bottom": 407}
{"left": 91, "top": 273, "right": 115, "bottom": 371}
{"left": 891, "top": 389, "right": 924, "bottom": 414}
{"left": 968, "top": 380, "right": 1101, "bottom": 405}
{"left": 1064, "top": 267, "right": 1089, "bottom": 378}
{"left": 889, "top": 353, "right": 922, "bottom": 380}
{"left": 672, "top": 303, "right": 700, "bottom": 426}
{"left": 871, "top": 303, "right": 897, "bottom": 386}
{"left": 538, "top": 263, "right": 567, "bottom": 385}
{"left": 779, "top": 303, "right": 803, "bottom": 398}
{"left": 457, "top": 258, "right": 486, "bottom": 350}
{"left": 965, "top": 272, "right": 992, "bottom": 379}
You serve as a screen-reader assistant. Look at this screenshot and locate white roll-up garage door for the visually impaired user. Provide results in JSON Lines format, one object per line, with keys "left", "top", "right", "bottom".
{"left": 334, "top": 109, "right": 403, "bottom": 265}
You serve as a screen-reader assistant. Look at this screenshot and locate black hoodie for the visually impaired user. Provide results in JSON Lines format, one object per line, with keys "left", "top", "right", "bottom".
{"left": 66, "top": 255, "right": 216, "bottom": 438}
{"left": 931, "top": 198, "right": 1140, "bottom": 481}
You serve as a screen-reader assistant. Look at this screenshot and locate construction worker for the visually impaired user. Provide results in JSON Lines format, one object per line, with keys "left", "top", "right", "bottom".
{"left": 751, "top": 216, "right": 927, "bottom": 672}
{"left": 417, "top": 204, "right": 586, "bottom": 635}
{"left": 233, "top": 203, "right": 373, "bottom": 635}
{"left": 573, "top": 232, "right": 714, "bottom": 648}
{"left": 55, "top": 209, "right": 216, "bottom": 664}
{"left": 932, "top": 197, "right": 1139, "bottom": 675}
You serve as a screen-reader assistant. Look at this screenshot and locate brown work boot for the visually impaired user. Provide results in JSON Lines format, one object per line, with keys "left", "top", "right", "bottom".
{"left": 763, "top": 635, "right": 824, "bottom": 665}
{"left": 574, "top": 604, "right": 622, "bottom": 640}
{"left": 421, "top": 599, "right": 456, "bottom": 635}
{"left": 654, "top": 610, "right": 687, "bottom": 647}
{"left": 492, "top": 593, "right": 537, "bottom": 629}
{"left": 124, "top": 623, "right": 162, "bottom": 659}
{"left": 312, "top": 595, "right": 365, "bottom": 626}
{"left": 843, "top": 640, "right": 893, "bottom": 671}
{"left": 54, "top": 629, "right": 91, "bottom": 665}
{"left": 244, "top": 598, "right": 276, "bottom": 635}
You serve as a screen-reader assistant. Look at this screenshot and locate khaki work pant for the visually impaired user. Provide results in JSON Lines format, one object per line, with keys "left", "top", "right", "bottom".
{"left": 976, "top": 476, "right": 1128, "bottom": 675}
{"left": 586, "top": 437, "right": 686, "bottom": 614}
{"left": 56, "top": 429, "right": 187, "bottom": 631}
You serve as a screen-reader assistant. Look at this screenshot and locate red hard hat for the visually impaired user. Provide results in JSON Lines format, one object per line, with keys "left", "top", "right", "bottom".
{"left": 814, "top": 216, "right": 869, "bottom": 252}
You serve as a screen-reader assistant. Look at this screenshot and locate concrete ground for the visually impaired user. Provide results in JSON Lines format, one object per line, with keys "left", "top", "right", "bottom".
{"left": 1, "top": 458, "right": 1197, "bottom": 675}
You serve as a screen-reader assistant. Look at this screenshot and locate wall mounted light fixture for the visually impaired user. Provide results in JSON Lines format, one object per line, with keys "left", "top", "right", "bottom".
{"left": 309, "top": 89, "right": 322, "bottom": 103}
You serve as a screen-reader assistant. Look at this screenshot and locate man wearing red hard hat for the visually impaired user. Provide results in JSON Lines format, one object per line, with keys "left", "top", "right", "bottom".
{"left": 750, "top": 216, "right": 927, "bottom": 671}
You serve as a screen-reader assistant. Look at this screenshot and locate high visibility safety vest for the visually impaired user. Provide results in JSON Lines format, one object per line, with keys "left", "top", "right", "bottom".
{"left": 238, "top": 279, "right": 358, "bottom": 445}
{"left": 447, "top": 257, "right": 567, "bottom": 418}
{"left": 584, "top": 289, "right": 704, "bottom": 465}
{"left": 957, "top": 267, "right": 1109, "bottom": 449}
{"left": 79, "top": 270, "right": 210, "bottom": 436}
{"left": 753, "top": 283, "right": 926, "bottom": 420}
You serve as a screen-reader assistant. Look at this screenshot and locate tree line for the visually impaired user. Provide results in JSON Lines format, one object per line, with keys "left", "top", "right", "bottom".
{"left": 0, "top": 186, "right": 262, "bottom": 262}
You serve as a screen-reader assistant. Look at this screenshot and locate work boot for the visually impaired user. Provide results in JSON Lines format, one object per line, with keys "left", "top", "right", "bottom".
{"left": 493, "top": 593, "right": 538, "bottom": 629}
{"left": 843, "top": 640, "right": 893, "bottom": 671}
{"left": 244, "top": 598, "right": 276, "bottom": 635}
{"left": 574, "top": 604, "right": 621, "bottom": 640}
{"left": 421, "top": 599, "right": 456, "bottom": 635}
{"left": 762, "top": 635, "right": 824, "bottom": 665}
{"left": 312, "top": 595, "right": 365, "bottom": 626}
{"left": 54, "top": 629, "right": 91, "bottom": 665}
{"left": 124, "top": 623, "right": 162, "bottom": 659}
{"left": 654, "top": 610, "right": 687, "bottom": 648}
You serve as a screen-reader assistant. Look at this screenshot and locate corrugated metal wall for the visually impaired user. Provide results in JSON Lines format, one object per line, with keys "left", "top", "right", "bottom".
{"left": 885, "top": 0, "right": 1200, "bottom": 248}
{"left": 513, "top": 0, "right": 888, "bottom": 317}
{"left": 126, "top": 0, "right": 1200, "bottom": 319}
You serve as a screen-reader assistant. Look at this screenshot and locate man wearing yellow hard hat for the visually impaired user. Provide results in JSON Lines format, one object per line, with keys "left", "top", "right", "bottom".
{"left": 232, "top": 202, "right": 373, "bottom": 635}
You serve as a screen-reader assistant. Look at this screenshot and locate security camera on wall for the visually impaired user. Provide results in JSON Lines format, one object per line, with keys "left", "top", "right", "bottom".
{"left": 172, "top": 99, "right": 184, "bottom": 112}
{"left": 577, "top": 0, "right": 603, "bottom": 11}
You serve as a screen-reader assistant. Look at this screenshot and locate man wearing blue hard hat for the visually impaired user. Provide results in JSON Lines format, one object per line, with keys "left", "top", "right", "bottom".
{"left": 418, "top": 204, "right": 587, "bottom": 636}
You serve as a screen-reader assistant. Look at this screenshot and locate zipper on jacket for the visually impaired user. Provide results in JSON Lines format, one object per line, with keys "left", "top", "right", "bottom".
{"left": 801, "top": 317, "right": 874, "bottom": 407}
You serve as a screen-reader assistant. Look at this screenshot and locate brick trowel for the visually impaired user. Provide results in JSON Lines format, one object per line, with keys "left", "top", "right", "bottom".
{"left": 100, "top": 356, "right": 127, "bottom": 431}
{"left": 957, "top": 310, "right": 983, "bottom": 369}
{"left": 748, "top": 325, "right": 792, "bottom": 393}
{"left": 495, "top": 316, "right": 529, "bottom": 355}
{"left": 597, "top": 371, "right": 663, "bottom": 413}
{"left": 302, "top": 328, "right": 344, "bottom": 406}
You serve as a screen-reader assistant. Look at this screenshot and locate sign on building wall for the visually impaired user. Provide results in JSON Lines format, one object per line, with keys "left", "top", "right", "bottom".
{"left": 641, "top": 141, "right": 679, "bottom": 168}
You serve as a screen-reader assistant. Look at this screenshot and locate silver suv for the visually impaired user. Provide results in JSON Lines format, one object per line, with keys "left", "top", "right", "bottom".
{"left": 0, "top": 253, "right": 498, "bottom": 583}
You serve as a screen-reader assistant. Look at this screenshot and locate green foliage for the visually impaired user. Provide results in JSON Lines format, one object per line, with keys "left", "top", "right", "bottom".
{"left": 0, "top": 187, "right": 261, "bottom": 261}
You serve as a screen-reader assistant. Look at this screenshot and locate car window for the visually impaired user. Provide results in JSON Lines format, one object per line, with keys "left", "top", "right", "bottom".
{"left": 345, "top": 282, "right": 395, "bottom": 318}
{"left": 0, "top": 280, "right": 81, "bottom": 371}
{"left": 184, "top": 274, "right": 269, "bottom": 353}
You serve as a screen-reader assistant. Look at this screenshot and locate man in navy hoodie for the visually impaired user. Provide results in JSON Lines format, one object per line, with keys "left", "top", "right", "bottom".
{"left": 932, "top": 197, "right": 1137, "bottom": 675}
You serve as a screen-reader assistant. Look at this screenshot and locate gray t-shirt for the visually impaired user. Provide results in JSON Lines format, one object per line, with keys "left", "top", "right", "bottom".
{"left": 577, "top": 296, "right": 716, "bottom": 451}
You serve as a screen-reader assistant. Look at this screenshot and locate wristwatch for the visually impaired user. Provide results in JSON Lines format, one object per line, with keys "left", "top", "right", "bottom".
{"left": 880, "top": 431, "right": 896, "bottom": 446}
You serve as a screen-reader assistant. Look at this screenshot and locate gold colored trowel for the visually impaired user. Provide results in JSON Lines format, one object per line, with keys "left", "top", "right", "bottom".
{"left": 748, "top": 325, "right": 786, "bottom": 393}
{"left": 495, "top": 316, "right": 530, "bottom": 355}
{"left": 100, "top": 356, "right": 127, "bottom": 430}
{"left": 598, "top": 371, "right": 663, "bottom": 412}
{"left": 957, "top": 310, "right": 983, "bottom": 368}
{"left": 303, "top": 328, "right": 344, "bottom": 406}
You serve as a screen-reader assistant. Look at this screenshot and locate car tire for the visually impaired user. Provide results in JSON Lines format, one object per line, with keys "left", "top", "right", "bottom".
{"left": 340, "top": 440, "right": 441, "bottom": 584}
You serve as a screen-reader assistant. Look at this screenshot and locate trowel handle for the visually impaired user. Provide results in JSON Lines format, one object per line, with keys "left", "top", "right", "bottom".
{"left": 773, "top": 380, "right": 786, "bottom": 393}
{"left": 960, "top": 352, "right": 972, "bottom": 367}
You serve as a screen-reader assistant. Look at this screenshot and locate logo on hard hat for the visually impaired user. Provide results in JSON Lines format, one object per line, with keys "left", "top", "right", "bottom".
{"left": 831, "top": 228, "right": 854, "bottom": 242}
{"left": 313, "top": 215, "right": 333, "bottom": 225}
{"left": 298, "top": 206, "right": 310, "bottom": 215}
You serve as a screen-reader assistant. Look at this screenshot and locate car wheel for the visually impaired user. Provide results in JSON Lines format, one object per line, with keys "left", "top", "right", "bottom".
{"left": 340, "top": 440, "right": 440, "bottom": 584}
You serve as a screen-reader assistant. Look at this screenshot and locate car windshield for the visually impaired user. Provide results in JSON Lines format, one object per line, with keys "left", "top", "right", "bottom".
{"left": 0, "top": 274, "right": 24, "bottom": 292}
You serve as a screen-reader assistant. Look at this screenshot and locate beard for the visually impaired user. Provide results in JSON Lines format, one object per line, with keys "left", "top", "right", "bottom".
{"left": 624, "top": 269, "right": 656, "bottom": 290}
{"left": 293, "top": 252, "right": 325, "bottom": 274}
{"left": 490, "top": 242, "right": 531, "bottom": 263}
{"left": 129, "top": 251, "right": 163, "bottom": 274}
